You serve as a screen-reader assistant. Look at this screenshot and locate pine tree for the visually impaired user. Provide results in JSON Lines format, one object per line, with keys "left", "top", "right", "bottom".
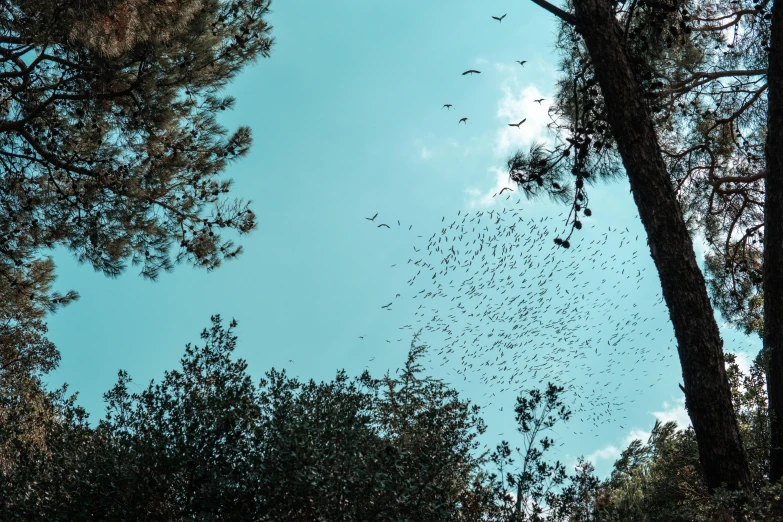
{"left": 515, "top": 0, "right": 759, "bottom": 490}
{"left": 0, "top": 0, "right": 274, "bottom": 301}
{"left": 765, "top": 0, "right": 783, "bottom": 485}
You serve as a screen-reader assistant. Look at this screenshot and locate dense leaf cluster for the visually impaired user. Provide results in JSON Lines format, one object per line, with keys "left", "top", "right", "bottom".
{"left": 1, "top": 316, "right": 780, "bottom": 521}
{"left": 0, "top": 318, "right": 493, "bottom": 521}
{"left": 0, "top": 0, "right": 273, "bottom": 325}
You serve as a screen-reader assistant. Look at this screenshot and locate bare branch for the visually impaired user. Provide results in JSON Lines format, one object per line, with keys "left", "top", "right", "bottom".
{"left": 528, "top": 0, "right": 577, "bottom": 25}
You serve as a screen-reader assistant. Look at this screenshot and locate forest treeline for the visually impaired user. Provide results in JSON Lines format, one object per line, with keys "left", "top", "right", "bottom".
{"left": 1, "top": 0, "right": 783, "bottom": 519}
{"left": 0, "top": 317, "right": 778, "bottom": 520}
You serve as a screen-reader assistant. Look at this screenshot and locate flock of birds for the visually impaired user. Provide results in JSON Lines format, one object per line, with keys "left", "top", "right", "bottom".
{"left": 443, "top": 14, "right": 543, "bottom": 127}
{"left": 362, "top": 199, "right": 678, "bottom": 436}
{"left": 357, "top": 11, "right": 681, "bottom": 443}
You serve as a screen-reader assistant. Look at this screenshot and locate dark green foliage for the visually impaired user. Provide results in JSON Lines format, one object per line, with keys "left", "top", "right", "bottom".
{"left": 2, "top": 318, "right": 779, "bottom": 520}
{"left": 488, "top": 383, "right": 572, "bottom": 521}
{"left": 0, "top": 318, "right": 495, "bottom": 521}
{"left": 0, "top": 382, "right": 94, "bottom": 519}
{"left": 0, "top": 3, "right": 274, "bottom": 491}
{"left": 255, "top": 339, "right": 490, "bottom": 521}
{"left": 549, "top": 458, "right": 602, "bottom": 522}
{"left": 594, "top": 354, "right": 782, "bottom": 521}
{"left": 484, "top": 353, "right": 781, "bottom": 522}
{"left": 0, "top": 0, "right": 274, "bottom": 322}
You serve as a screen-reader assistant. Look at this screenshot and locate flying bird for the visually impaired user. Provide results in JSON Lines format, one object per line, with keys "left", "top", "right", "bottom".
{"left": 516, "top": 60, "right": 527, "bottom": 66}
{"left": 534, "top": 98, "right": 545, "bottom": 104}
{"left": 443, "top": 104, "right": 453, "bottom": 110}
{"left": 492, "top": 14, "right": 507, "bottom": 22}
{"left": 378, "top": 223, "right": 391, "bottom": 228}
{"left": 459, "top": 117, "right": 469, "bottom": 125}
{"left": 366, "top": 212, "right": 378, "bottom": 221}
{"left": 508, "top": 118, "right": 527, "bottom": 128}
{"left": 381, "top": 302, "right": 392, "bottom": 309}
{"left": 462, "top": 70, "right": 481, "bottom": 75}
{"left": 498, "top": 187, "right": 513, "bottom": 195}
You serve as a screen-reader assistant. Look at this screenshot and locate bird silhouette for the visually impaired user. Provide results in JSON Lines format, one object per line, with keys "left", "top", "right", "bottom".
{"left": 498, "top": 187, "right": 512, "bottom": 195}
{"left": 516, "top": 60, "right": 527, "bottom": 66}
{"left": 459, "top": 117, "right": 469, "bottom": 125}
{"left": 508, "top": 118, "right": 527, "bottom": 128}
{"left": 366, "top": 212, "right": 378, "bottom": 221}
{"left": 443, "top": 104, "right": 453, "bottom": 110}
{"left": 534, "top": 98, "right": 545, "bottom": 104}
{"left": 462, "top": 70, "right": 481, "bottom": 75}
{"left": 492, "top": 14, "right": 507, "bottom": 22}
{"left": 378, "top": 223, "right": 390, "bottom": 228}
{"left": 381, "top": 302, "right": 392, "bottom": 309}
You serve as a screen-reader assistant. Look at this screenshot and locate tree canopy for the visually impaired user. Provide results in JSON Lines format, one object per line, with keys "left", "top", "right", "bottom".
{"left": 0, "top": 318, "right": 496, "bottom": 521}
{"left": 0, "top": 0, "right": 274, "bottom": 324}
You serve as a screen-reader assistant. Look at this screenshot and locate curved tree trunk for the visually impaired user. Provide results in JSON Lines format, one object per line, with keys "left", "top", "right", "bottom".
{"left": 765, "top": 0, "right": 783, "bottom": 485}
{"left": 570, "top": 0, "right": 751, "bottom": 491}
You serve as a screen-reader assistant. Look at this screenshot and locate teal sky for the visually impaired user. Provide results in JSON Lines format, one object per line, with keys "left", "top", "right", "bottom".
{"left": 44, "top": 0, "right": 761, "bottom": 477}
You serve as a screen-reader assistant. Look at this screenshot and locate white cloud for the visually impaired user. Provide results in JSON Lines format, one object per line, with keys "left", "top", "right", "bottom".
{"left": 692, "top": 232, "right": 710, "bottom": 263}
{"left": 465, "top": 74, "right": 553, "bottom": 207}
{"left": 625, "top": 427, "right": 650, "bottom": 445}
{"left": 494, "top": 84, "right": 553, "bottom": 157}
{"left": 730, "top": 350, "right": 752, "bottom": 376}
{"left": 420, "top": 146, "right": 431, "bottom": 160}
{"left": 585, "top": 444, "right": 621, "bottom": 466}
{"left": 583, "top": 428, "right": 650, "bottom": 471}
{"left": 652, "top": 398, "right": 691, "bottom": 429}
{"left": 465, "top": 166, "right": 515, "bottom": 208}
{"left": 581, "top": 399, "right": 693, "bottom": 478}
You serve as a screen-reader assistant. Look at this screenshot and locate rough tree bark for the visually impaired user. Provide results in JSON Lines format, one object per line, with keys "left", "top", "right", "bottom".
{"left": 529, "top": 0, "right": 751, "bottom": 491}
{"left": 765, "top": 0, "right": 783, "bottom": 485}
{"left": 571, "top": 0, "right": 751, "bottom": 491}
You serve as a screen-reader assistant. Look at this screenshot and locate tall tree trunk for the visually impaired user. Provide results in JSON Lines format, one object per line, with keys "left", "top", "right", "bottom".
{"left": 569, "top": 0, "right": 751, "bottom": 491}
{"left": 765, "top": 0, "right": 783, "bottom": 485}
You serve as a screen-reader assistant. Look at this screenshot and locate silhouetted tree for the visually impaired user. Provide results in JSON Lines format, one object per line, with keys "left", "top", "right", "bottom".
{"left": 0, "top": 0, "right": 274, "bottom": 318}
{"left": 0, "top": 318, "right": 497, "bottom": 521}
{"left": 0, "top": 1, "right": 274, "bottom": 456}
{"left": 765, "top": 0, "right": 783, "bottom": 484}
{"left": 516, "top": 0, "right": 756, "bottom": 490}
{"left": 594, "top": 355, "right": 780, "bottom": 521}
{"left": 488, "top": 383, "right": 572, "bottom": 521}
